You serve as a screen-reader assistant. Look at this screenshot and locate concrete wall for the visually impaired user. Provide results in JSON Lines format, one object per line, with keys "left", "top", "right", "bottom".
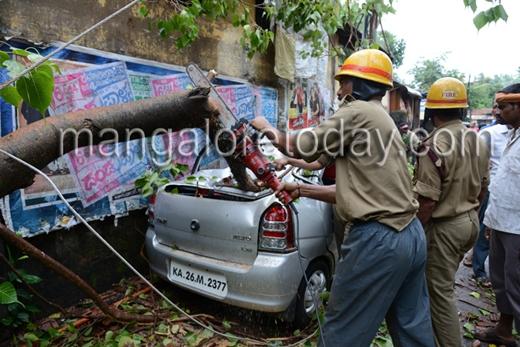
{"left": 0, "top": 0, "right": 277, "bottom": 87}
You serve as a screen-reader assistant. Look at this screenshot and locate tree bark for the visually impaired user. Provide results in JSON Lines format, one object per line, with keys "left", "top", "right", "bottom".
{"left": 0, "top": 87, "right": 258, "bottom": 198}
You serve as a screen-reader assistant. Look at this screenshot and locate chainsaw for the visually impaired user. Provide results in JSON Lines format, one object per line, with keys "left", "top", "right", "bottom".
{"left": 186, "top": 63, "right": 294, "bottom": 207}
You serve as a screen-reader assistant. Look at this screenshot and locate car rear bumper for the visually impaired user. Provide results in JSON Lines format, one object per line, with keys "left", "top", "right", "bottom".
{"left": 146, "top": 228, "right": 308, "bottom": 313}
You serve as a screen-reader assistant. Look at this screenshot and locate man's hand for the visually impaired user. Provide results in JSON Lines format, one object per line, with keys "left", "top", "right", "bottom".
{"left": 251, "top": 116, "right": 298, "bottom": 159}
{"left": 272, "top": 158, "right": 289, "bottom": 170}
{"left": 250, "top": 116, "right": 274, "bottom": 133}
{"left": 274, "top": 182, "right": 300, "bottom": 204}
{"left": 485, "top": 227, "right": 491, "bottom": 241}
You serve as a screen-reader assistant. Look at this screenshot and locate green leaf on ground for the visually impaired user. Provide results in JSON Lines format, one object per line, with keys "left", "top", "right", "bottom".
{"left": 137, "top": 6, "right": 149, "bottom": 18}
{"left": 202, "top": 327, "right": 214, "bottom": 338}
{"left": 321, "top": 291, "right": 330, "bottom": 301}
{"left": 225, "top": 332, "right": 238, "bottom": 346}
{"left": 373, "top": 335, "right": 392, "bottom": 347}
{"left": 463, "top": 323, "right": 475, "bottom": 332}
{"left": 222, "top": 320, "right": 232, "bottom": 329}
{"left": 479, "top": 308, "right": 490, "bottom": 316}
{"left": 184, "top": 332, "right": 198, "bottom": 346}
{"left": 118, "top": 336, "right": 133, "bottom": 347}
{"left": 469, "top": 291, "right": 480, "bottom": 298}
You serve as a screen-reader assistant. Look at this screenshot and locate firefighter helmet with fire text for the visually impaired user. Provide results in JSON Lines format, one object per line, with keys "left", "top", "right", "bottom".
{"left": 334, "top": 49, "right": 393, "bottom": 88}
{"left": 425, "top": 77, "right": 468, "bottom": 109}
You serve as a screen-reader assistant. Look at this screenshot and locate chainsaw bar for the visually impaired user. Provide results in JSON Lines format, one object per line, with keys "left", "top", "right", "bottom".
{"left": 186, "top": 62, "right": 239, "bottom": 129}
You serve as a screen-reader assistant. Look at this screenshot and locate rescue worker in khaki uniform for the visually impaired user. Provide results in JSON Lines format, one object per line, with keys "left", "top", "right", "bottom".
{"left": 252, "top": 49, "right": 435, "bottom": 347}
{"left": 414, "top": 77, "right": 490, "bottom": 347}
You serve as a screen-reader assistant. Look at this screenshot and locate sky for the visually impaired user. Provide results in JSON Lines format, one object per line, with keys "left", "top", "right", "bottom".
{"left": 381, "top": 0, "right": 520, "bottom": 85}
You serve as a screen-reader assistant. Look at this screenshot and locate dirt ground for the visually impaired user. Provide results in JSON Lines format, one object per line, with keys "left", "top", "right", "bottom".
{"left": 1, "top": 256, "right": 519, "bottom": 347}
{"left": 455, "top": 255, "right": 520, "bottom": 347}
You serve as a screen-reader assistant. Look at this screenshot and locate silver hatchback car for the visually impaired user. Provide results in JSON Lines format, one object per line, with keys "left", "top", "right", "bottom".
{"left": 145, "top": 151, "right": 338, "bottom": 328}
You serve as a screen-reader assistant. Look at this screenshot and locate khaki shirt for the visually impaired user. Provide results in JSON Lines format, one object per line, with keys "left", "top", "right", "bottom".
{"left": 317, "top": 153, "right": 334, "bottom": 167}
{"left": 413, "top": 120, "right": 490, "bottom": 219}
{"left": 297, "top": 95, "right": 418, "bottom": 231}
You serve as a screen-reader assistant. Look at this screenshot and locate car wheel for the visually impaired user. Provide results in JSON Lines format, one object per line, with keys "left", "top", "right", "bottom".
{"left": 292, "top": 260, "right": 331, "bottom": 329}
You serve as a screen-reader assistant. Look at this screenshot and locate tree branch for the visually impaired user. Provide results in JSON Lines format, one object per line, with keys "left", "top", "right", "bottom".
{"left": 0, "top": 222, "right": 163, "bottom": 323}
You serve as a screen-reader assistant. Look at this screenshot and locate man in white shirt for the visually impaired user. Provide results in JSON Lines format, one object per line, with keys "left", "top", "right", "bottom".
{"left": 471, "top": 101, "right": 509, "bottom": 286}
{"left": 474, "top": 83, "right": 520, "bottom": 347}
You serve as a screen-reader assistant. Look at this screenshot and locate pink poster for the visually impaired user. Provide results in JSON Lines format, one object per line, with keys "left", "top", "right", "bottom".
{"left": 66, "top": 141, "right": 149, "bottom": 206}
{"left": 51, "top": 72, "right": 96, "bottom": 115}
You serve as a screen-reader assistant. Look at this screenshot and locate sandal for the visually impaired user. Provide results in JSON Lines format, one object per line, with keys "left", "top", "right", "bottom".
{"left": 472, "top": 276, "right": 492, "bottom": 288}
{"left": 472, "top": 328, "right": 517, "bottom": 347}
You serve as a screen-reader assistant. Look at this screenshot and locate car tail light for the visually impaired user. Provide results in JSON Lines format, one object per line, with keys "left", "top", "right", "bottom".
{"left": 196, "top": 188, "right": 210, "bottom": 196}
{"left": 259, "top": 204, "right": 295, "bottom": 252}
{"left": 147, "top": 193, "right": 156, "bottom": 228}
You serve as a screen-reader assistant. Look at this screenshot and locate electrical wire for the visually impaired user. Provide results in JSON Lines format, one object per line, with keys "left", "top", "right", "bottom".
{"left": 0, "top": 0, "right": 140, "bottom": 91}
{"left": 0, "top": 148, "right": 267, "bottom": 345}
{"left": 0, "top": 0, "right": 326, "bottom": 344}
{"left": 0, "top": 148, "right": 321, "bottom": 346}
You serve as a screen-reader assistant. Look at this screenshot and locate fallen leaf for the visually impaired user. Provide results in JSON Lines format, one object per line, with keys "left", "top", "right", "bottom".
{"left": 470, "top": 292, "right": 481, "bottom": 299}
{"left": 171, "top": 324, "right": 180, "bottom": 334}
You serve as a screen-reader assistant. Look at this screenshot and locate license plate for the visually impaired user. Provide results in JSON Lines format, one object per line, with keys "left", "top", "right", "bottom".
{"left": 169, "top": 260, "right": 228, "bottom": 299}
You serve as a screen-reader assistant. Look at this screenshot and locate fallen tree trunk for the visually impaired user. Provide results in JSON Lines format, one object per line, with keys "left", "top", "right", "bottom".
{"left": 0, "top": 87, "right": 258, "bottom": 197}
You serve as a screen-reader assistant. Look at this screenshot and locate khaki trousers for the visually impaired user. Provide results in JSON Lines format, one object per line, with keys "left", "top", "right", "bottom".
{"left": 424, "top": 210, "right": 479, "bottom": 347}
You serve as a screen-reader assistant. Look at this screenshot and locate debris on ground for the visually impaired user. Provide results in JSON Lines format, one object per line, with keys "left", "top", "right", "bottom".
{"left": 2, "top": 260, "right": 520, "bottom": 346}
{"left": 1, "top": 277, "right": 318, "bottom": 346}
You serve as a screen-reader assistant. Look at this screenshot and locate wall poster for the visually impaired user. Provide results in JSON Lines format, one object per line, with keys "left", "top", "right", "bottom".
{"left": 0, "top": 42, "right": 278, "bottom": 237}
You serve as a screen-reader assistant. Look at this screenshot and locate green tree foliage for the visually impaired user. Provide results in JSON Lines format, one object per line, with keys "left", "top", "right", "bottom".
{"left": 467, "top": 74, "right": 501, "bottom": 111}
{"left": 1, "top": 247, "right": 43, "bottom": 328}
{"left": 0, "top": 0, "right": 511, "bottom": 121}
{"left": 468, "top": 70, "right": 520, "bottom": 112}
{"left": 137, "top": 0, "right": 399, "bottom": 60}
{"left": 136, "top": 0, "right": 506, "bottom": 61}
{"left": 492, "top": 69, "right": 520, "bottom": 87}
{"left": 408, "top": 53, "right": 465, "bottom": 92}
{"left": 464, "top": 0, "right": 508, "bottom": 30}
{"left": 377, "top": 30, "right": 406, "bottom": 68}
{"left": 134, "top": 162, "right": 189, "bottom": 197}
{"left": 411, "top": 58, "right": 520, "bottom": 114}
{"left": 138, "top": 0, "right": 345, "bottom": 60}
{"left": 0, "top": 46, "right": 61, "bottom": 117}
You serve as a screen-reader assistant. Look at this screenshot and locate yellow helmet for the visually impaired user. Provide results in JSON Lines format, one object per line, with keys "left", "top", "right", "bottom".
{"left": 425, "top": 77, "right": 468, "bottom": 109}
{"left": 334, "top": 49, "right": 393, "bottom": 87}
